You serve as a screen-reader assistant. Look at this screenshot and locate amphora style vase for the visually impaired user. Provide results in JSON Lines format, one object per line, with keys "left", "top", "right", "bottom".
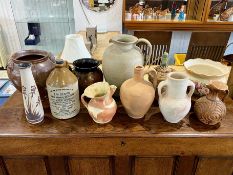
{"left": 158, "top": 72, "right": 195, "bottom": 123}
{"left": 194, "top": 81, "right": 228, "bottom": 125}
{"left": 81, "top": 82, "right": 117, "bottom": 124}
{"left": 120, "top": 66, "right": 157, "bottom": 119}
{"left": 102, "top": 34, "right": 152, "bottom": 88}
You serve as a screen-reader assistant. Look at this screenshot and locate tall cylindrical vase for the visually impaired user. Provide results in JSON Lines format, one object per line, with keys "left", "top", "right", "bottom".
{"left": 19, "top": 63, "right": 44, "bottom": 124}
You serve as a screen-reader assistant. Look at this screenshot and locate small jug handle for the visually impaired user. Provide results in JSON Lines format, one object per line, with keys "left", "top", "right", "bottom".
{"left": 81, "top": 94, "right": 88, "bottom": 109}
{"left": 187, "top": 80, "right": 195, "bottom": 98}
{"left": 158, "top": 81, "right": 168, "bottom": 98}
{"left": 136, "top": 38, "right": 152, "bottom": 66}
{"left": 144, "top": 68, "right": 157, "bottom": 88}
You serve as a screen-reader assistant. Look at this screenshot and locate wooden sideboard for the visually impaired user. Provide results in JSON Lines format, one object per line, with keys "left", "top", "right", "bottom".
{"left": 0, "top": 92, "right": 232, "bottom": 175}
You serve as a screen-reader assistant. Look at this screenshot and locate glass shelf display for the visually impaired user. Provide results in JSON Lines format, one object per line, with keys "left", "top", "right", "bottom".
{"left": 10, "top": 0, "right": 75, "bottom": 55}
{"left": 124, "top": 0, "right": 206, "bottom": 23}
{"left": 207, "top": 0, "right": 233, "bottom": 23}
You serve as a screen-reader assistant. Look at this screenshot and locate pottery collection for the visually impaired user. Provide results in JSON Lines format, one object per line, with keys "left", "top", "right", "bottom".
{"left": 120, "top": 66, "right": 157, "bottom": 119}
{"left": 46, "top": 59, "right": 80, "bottom": 119}
{"left": 19, "top": 62, "right": 44, "bottom": 124}
{"left": 194, "top": 81, "right": 228, "bottom": 125}
{"left": 7, "top": 50, "right": 55, "bottom": 99}
{"left": 102, "top": 34, "right": 152, "bottom": 88}
{"left": 8, "top": 33, "right": 229, "bottom": 127}
{"left": 158, "top": 72, "right": 195, "bottom": 123}
{"left": 81, "top": 82, "right": 117, "bottom": 124}
{"left": 73, "top": 58, "right": 103, "bottom": 94}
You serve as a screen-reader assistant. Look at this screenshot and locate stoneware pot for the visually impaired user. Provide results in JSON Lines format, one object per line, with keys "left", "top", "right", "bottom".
{"left": 81, "top": 82, "right": 117, "bottom": 124}
{"left": 120, "top": 66, "right": 157, "bottom": 119}
{"left": 158, "top": 72, "right": 195, "bottom": 123}
{"left": 46, "top": 59, "right": 80, "bottom": 120}
{"left": 7, "top": 50, "right": 55, "bottom": 99}
{"left": 102, "top": 34, "right": 152, "bottom": 88}
{"left": 73, "top": 58, "right": 103, "bottom": 94}
{"left": 194, "top": 81, "right": 228, "bottom": 125}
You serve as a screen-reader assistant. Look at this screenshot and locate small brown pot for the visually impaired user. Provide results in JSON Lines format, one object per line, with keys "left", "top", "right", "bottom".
{"left": 73, "top": 58, "right": 103, "bottom": 94}
{"left": 7, "top": 50, "right": 55, "bottom": 99}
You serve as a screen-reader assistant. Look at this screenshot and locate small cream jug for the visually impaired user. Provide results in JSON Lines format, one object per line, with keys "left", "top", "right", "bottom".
{"left": 103, "top": 34, "right": 152, "bottom": 88}
{"left": 158, "top": 72, "right": 195, "bottom": 123}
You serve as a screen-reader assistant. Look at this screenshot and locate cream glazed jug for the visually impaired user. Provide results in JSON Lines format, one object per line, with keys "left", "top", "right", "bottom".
{"left": 102, "top": 34, "right": 152, "bottom": 88}
{"left": 158, "top": 72, "right": 195, "bottom": 123}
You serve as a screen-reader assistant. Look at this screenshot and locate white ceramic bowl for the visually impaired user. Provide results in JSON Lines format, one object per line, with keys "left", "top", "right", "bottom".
{"left": 184, "top": 58, "right": 229, "bottom": 79}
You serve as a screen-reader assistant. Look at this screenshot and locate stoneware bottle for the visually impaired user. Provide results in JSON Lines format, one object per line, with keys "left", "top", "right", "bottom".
{"left": 120, "top": 66, "right": 157, "bottom": 119}
{"left": 19, "top": 62, "right": 44, "bottom": 124}
{"left": 158, "top": 72, "right": 195, "bottom": 123}
{"left": 102, "top": 34, "right": 152, "bottom": 88}
{"left": 194, "top": 81, "right": 228, "bottom": 125}
{"left": 81, "top": 82, "right": 117, "bottom": 124}
{"left": 46, "top": 59, "right": 80, "bottom": 119}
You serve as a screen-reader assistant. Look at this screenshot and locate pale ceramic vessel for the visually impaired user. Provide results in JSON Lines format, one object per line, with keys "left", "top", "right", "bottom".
{"left": 158, "top": 72, "right": 195, "bottom": 123}
{"left": 61, "top": 34, "right": 91, "bottom": 63}
{"left": 120, "top": 66, "right": 157, "bottom": 119}
{"left": 102, "top": 34, "right": 152, "bottom": 88}
{"left": 19, "top": 63, "right": 44, "bottom": 124}
{"left": 46, "top": 60, "right": 80, "bottom": 120}
{"left": 194, "top": 81, "right": 228, "bottom": 125}
{"left": 81, "top": 82, "right": 117, "bottom": 124}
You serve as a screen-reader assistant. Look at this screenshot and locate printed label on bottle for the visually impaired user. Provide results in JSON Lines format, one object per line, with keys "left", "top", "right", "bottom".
{"left": 47, "top": 82, "right": 80, "bottom": 119}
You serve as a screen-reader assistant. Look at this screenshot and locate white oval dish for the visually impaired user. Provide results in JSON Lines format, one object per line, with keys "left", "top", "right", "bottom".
{"left": 184, "top": 58, "right": 229, "bottom": 79}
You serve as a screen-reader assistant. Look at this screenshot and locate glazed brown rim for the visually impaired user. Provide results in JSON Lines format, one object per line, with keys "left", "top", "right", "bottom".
{"left": 11, "top": 50, "right": 51, "bottom": 64}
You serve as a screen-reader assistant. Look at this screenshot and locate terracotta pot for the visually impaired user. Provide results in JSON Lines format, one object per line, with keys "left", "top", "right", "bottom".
{"left": 7, "top": 50, "right": 55, "bottom": 99}
{"left": 158, "top": 72, "right": 195, "bottom": 123}
{"left": 73, "top": 58, "right": 103, "bottom": 94}
{"left": 120, "top": 66, "right": 157, "bottom": 119}
{"left": 81, "top": 82, "right": 117, "bottom": 124}
{"left": 194, "top": 81, "right": 228, "bottom": 125}
{"left": 46, "top": 60, "right": 80, "bottom": 119}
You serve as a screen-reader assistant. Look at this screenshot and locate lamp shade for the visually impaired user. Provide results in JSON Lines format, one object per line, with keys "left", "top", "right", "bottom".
{"left": 61, "top": 34, "right": 91, "bottom": 63}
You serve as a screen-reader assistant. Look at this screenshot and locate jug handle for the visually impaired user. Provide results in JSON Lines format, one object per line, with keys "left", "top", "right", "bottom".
{"left": 144, "top": 68, "right": 157, "bottom": 88}
{"left": 81, "top": 94, "right": 88, "bottom": 109}
{"left": 136, "top": 38, "right": 152, "bottom": 66}
{"left": 158, "top": 81, "right": 168, "bottom": 98}
{"left": 187, "top": 80, "right": 195, "bottom": 98}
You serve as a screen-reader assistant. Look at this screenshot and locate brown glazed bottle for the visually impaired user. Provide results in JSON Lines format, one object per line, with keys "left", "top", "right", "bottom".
{"left": 46, "top": 59, "right": 80, "bottom": 119}
{"left": 7, "top": 50, "right": 55, "bottom": 99}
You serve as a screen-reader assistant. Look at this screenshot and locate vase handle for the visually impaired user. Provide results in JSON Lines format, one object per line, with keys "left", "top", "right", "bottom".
{"left": 158, "top": 80, "right": 168, "bottom": 98}
{"left": 136, "top": 38, "right": 152, "bottom": 66}
{"left": 144, "top": 68, "right": 157, "bottom": 88}
{"left": 81, "top": 94, "right": 88, "bottom": 109}
{"left": 187, "top": 80, "right": 195, "bottom": 98}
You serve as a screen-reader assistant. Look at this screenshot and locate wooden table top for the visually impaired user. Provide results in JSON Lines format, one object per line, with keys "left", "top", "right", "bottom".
{"left": 0, "top": 91, "right": 233, "bottom": 139}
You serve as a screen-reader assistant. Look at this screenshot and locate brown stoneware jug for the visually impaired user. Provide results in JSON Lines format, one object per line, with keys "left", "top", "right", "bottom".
{"left": 194, "top": 81, "right": 228, "bottom": 125}
{"left": 46, "top": 59, "right": 80, "bottom": 119}
{"left": 73, "top": 58, "right": 103, "bottom": 94}
{"left": 7, "top": 50, "right": 55, "bottom": 99}
{"left": 120, "top": 66, "right": 157, "bottom": 119}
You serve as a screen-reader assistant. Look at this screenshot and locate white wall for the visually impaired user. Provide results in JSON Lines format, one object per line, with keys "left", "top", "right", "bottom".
{"left": 0, "top": 0, "right": 21, "bottom": 55}
{"left": 73, "top": 0, "right": 123, "bottom": 32}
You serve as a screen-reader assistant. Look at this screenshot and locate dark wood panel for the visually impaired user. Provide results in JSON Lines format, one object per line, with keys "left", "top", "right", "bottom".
{"left": 195, "top": 157, "right": 233, "bottom": 175}
{"left": 174, "top": 156, "right": 198, "bottom": 175}
{"left": 4, "top": 157, "right": 47, "bottom": 175}
{"left": 47, "top": 157, "right": 67, "bottom": 175}
{"left": 114, "top": 156, "right": 132, "bottom": 175}
{"left": 0, "top": 158, "right": 7, "bottom": 175}
{"left": 69, "top": 157, "right": 112, "bottom": 175}
{"left": 134, "top": 157, "right": 174, "bottom": 175}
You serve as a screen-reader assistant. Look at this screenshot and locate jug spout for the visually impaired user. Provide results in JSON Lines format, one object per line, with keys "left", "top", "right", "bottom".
{"left": 109, "top": 85, "right": 117, "bottom": 97}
